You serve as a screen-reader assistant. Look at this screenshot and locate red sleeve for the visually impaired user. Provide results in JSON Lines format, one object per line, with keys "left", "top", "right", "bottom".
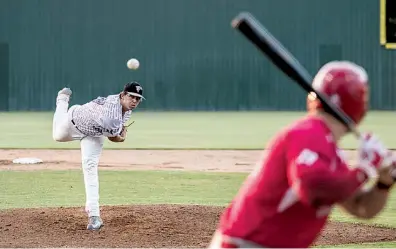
{"left": 286, "top": 134, "right": 368, "bottom": 207}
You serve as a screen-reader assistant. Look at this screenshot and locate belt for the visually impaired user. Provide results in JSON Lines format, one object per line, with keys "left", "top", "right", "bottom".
{"left": 71, "top": 119, "right": 85, "bottom": 134}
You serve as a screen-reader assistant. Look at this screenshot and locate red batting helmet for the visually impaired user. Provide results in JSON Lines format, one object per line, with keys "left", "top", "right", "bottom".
{"left": 307, "top": 61, "right": 369, "bottom": 125}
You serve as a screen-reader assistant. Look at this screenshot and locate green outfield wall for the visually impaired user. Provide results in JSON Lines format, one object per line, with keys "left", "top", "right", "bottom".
{"left": 0, "top": 0, "right": 395, "bottom": 111}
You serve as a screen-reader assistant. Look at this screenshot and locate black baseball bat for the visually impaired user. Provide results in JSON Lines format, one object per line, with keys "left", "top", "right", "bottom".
{"left": 231, "top": 12, "right": 359, "bottom": 136}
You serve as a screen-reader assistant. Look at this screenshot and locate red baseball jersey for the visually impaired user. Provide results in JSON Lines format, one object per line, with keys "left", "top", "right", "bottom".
{"left": 215, "top": 115, "right": 367, "bottom": 248}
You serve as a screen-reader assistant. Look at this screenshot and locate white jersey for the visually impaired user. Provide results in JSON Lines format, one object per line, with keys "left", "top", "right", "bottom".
{"left": 71, "top": 94, "right": 132, "bottom": 137}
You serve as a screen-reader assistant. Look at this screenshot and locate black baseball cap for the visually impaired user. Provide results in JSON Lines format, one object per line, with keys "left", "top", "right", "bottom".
{"left": 123, "top": 81, "right": 145, "bottom": 100}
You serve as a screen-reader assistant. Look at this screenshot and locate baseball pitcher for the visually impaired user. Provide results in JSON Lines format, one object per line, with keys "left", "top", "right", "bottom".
{"left": 52, "top": 81, "right": 144, "bottom": 230}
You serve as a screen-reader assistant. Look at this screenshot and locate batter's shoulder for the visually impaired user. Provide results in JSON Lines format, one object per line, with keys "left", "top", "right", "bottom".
{"left": 285, "top": 116, "right": 334, "bottom": 148}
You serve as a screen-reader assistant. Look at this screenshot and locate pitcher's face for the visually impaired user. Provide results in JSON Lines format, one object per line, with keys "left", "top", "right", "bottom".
{"left": 121, "top": 93, "right": 141, "bottom": 111}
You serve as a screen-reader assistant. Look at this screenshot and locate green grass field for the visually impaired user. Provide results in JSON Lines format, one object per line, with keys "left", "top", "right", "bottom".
{"left": 1, "top": 110, "right": 395, "bottom": 149}
{"left": 1, "top": 111, "right": 396, "bottom": 247}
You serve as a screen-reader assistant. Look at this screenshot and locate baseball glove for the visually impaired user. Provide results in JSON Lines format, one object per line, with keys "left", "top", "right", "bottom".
{"left": 120, "top": 121, "right": 135, "bottom": 139}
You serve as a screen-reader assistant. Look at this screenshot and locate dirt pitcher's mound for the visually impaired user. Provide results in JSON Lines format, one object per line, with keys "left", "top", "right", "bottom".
{"left": 0, "top": 204, "right": 395, "bottom": 248}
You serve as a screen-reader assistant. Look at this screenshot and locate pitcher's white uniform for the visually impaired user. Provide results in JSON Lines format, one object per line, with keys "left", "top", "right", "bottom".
{"left": 52, "top": 82, "right": 144, "bottom": 230}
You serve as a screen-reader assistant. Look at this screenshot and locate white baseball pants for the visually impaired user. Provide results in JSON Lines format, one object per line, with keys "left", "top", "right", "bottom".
{"left": 208, "top": 230, "right": 266, "bottom": 248}
{"left": 52, "top": 96, "right": 104, "bottom": 217}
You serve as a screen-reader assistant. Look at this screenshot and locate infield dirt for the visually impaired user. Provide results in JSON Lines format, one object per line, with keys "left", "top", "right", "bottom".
{"left": 1, "top": 149, "right": 395, "bottom": 247}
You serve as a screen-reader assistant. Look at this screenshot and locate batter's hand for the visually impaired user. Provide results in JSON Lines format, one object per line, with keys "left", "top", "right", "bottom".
{"left": 358, "top": 133, "right": 393, "bottom": 169}
{"left": 358, "top": 132, "right": 396, "bottom": 184}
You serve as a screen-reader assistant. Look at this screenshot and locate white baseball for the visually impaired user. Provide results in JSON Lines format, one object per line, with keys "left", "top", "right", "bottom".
{"left": 127, "top": 58, "right": 140, "bottom": 70}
